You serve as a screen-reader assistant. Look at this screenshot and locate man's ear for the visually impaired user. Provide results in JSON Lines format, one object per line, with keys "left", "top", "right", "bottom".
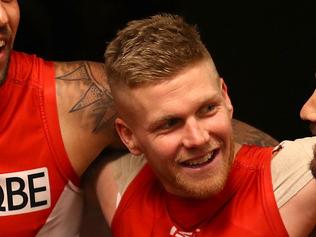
{"left": 115, "top": 118, "right": 142, "bottom": 155}
{"left": 220, "top": 78, "right": 234, "bottom": 116}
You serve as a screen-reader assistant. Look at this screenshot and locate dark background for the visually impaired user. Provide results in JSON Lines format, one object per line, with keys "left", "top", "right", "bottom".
{"left": 15, "top": 0, "right": 316, "bottom": 141}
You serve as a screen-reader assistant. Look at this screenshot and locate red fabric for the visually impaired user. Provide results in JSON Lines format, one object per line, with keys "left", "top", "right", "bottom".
{"left": 0, "top": 51, "right": 79, "bottom": 236}
{"left": 111, "top": 145, "right": 288, "bottom": 237}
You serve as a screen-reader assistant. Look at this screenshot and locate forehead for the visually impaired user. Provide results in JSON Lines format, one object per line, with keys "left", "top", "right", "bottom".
{"left": 123, "top": 60, "right": 221, "bottom": 123}
{"left": 3, "top": 0, "right": 19, "bottom": 12}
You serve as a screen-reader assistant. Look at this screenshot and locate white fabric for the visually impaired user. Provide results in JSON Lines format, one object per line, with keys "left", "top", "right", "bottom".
{"left": 271, "top": 136, "right": 315, "bottom": 208}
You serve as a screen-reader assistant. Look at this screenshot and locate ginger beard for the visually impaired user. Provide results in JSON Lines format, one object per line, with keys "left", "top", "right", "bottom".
{"left": 175, "top": 137, "right": 234, "bottom": 199}
{"left": 150, "top": 136, "right": 235, "bottom": 200}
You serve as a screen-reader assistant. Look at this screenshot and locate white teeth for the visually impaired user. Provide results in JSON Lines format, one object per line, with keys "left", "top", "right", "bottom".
{"left": 0, "top": 40, "right": 6, "bottom": 47}
{"left": 185, "top": 152, "right": 214, "bottom": 166}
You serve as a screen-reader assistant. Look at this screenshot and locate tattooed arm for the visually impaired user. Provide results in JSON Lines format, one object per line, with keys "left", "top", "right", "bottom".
{"left": 55, "top": 61, "right": 119, "bottom": 176}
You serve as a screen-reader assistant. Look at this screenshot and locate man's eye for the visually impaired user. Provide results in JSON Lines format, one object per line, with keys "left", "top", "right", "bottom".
{"left": 160, "top": 118, "right": 179, "bottom": 130}
{"left": 200, "top": 104, "right": 215, "bottom": 114}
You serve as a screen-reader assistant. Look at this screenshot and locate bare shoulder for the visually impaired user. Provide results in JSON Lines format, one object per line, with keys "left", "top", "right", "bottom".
{"left": 54, "top": 60, "right": 115, "bottom": 135}
{"left": 232, "top": 119, "right": 278, "bottom": 146}
{"left": 54, "top": 61, "right": 108, "bottom": 90}
{"left": 54, "top": 61, "right": 118, "bottom": 175}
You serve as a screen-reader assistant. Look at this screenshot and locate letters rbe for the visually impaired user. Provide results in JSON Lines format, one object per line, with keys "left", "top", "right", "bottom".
{"left": 0, "top": 168, "right": 51, "bottom": 216}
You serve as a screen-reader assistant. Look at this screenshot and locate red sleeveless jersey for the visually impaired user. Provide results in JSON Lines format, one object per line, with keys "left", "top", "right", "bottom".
{"left": 0, "top": 52, "right": 82, "bottom": 236}
{"left": 111, "top": 145, "right": 288, "bottom": 237}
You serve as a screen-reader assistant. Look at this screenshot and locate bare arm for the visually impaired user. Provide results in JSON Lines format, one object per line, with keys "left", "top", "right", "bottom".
{"left": 55, "top": 61, "right": 119, "bottom": 176}
{"left": 279, "top": 179, "right": 316, "bottom": 237}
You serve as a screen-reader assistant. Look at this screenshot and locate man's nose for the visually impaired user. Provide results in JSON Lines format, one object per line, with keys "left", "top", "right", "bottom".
{"left": 182, "top": 117, "right": 209, "bottom": 148}
{"left": 300, "top": 90, "right": 316, "bottom": 122}
{"left": 0, "top": 4, "right": 9, "bottom": 27}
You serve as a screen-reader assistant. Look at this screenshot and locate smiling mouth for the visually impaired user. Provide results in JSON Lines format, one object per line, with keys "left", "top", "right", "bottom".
{"left": 0, "top": 40, "right": 6, "bottom": 51}
{"left": 180, "top": 149, "right": 218, "bottom": 168}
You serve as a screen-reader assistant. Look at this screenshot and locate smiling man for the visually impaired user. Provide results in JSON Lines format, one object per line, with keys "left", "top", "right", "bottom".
{"left": 98, "top": 14, "right": 316, "bottom": 236}
{"left": 112, "top": 58, "right": 236, "bottom": 200}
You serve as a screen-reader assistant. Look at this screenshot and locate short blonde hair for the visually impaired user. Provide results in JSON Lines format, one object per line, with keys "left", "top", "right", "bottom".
{"left": 105, "top": 14, "right": 211, "bottom": 88}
